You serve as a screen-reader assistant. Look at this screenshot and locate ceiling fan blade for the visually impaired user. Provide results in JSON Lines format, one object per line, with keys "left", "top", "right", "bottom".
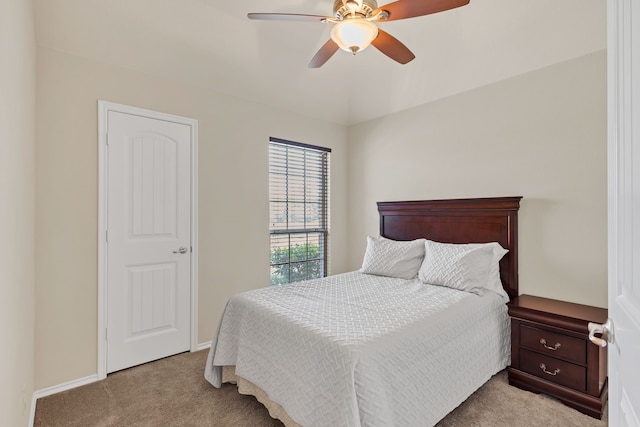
{"left": 247, "top": 13, "right": 330, "bottom": 22}
{"left": 374, "top": 0, "right": 469, "bottom": 22}
{"left": 371, "top": 29, "right": 415, "bottom": 64}
{"left": 308, "top": 39, "right": 340, "bottom": 68}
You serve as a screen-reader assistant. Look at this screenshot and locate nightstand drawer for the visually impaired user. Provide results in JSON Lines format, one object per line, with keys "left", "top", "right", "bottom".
{"left": 520, "top": 324, "right": 586, "bottom": 364}
{"left": 520, "top": 349, "right": 587, "bottom": 392}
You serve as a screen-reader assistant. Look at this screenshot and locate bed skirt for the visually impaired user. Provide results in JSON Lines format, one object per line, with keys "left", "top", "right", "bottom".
{"left": 222, "top": 365, "right": 301, "bottom": 427}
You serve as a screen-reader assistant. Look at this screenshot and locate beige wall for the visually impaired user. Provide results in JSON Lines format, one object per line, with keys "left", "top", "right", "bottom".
{"left": 35, "top": 48, "right": 349, "bottom": 389}
{"left": 347, "top": 51, "right": 607, "bottom": 308}
{"left": 0, "top": 0, "right": 36, "bottom": 425}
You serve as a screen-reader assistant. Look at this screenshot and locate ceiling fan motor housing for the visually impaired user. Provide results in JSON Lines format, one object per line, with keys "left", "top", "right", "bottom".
{"left": 333, "top": 0, "right": 378, "bottom": 20}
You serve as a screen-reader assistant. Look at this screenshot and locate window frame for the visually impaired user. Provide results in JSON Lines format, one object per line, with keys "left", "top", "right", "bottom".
{"left": 268, "top": 137, "right": 331, "bottom": 285}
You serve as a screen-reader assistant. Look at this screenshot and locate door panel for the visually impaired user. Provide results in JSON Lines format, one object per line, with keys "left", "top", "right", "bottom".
{"left": 107, "top": 111, "right": 191, "bottom": 373}
{"left": 130, "top": 135, "right": 178, "bottom": 237}
{"left": 608, "top": 0, "right": 640, "bottom": 424}
{"left": 126, "top": 263, "right": 177, "bottom": 338}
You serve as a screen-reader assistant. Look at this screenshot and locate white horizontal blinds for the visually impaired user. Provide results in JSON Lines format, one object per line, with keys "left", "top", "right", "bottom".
{"left": 269, "top": 137, "right": 330, "bottom": 285}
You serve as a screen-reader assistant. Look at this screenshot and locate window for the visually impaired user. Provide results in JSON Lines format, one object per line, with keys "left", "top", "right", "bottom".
{"left": 269, "top": 137, "right": 330, "bottom": 285}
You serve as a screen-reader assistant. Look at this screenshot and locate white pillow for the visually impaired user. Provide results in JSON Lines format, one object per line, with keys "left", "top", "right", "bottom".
{"left": 418, "top": 240, "right": 508, "bottom": 299}
{"left": 360, "top": 236, "right": 426, "bottom": 280}
{"left": 469, "top": 242, "right": 509, "bottom": 300}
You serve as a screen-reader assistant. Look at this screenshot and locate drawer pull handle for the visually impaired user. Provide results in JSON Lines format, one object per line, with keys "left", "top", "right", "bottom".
{"left": 540, "top": 338, "right": 561, "bottom": 351}
{"left": 540, "top": 363, "right": 560, "bottom": 376}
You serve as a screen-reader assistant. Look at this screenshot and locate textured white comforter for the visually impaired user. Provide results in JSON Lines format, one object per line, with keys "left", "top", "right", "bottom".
{"left": 205, "top": 271, "right": 510, "bottom": 427}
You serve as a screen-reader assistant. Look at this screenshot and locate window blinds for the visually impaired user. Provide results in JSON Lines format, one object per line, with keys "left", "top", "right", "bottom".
{"left": 269, "top": 137, "right": 330, "bottom": 285}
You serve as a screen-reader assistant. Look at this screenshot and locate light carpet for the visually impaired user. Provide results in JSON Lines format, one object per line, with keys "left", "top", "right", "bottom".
{"left": 34, "top": 350, "right": 608, "bottom": 426}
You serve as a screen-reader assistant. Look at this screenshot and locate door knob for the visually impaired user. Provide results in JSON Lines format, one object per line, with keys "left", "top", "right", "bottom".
{"left": 173, "top": 246, "right": 188, "bottom": 254}
{"left": 588, "top": 318, "right": 613, "bottom": 347}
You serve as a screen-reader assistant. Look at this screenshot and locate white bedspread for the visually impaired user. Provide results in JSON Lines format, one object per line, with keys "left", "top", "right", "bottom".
{"left": 205, "top": 271, "right": 510, "bottom": 427}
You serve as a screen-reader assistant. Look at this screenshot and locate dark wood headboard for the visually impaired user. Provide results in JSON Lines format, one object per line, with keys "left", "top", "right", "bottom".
{"left": 378, "top": 197, "right": 522, "bottom": 299}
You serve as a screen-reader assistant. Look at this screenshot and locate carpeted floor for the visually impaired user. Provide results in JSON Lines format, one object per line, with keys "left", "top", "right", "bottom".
{"left": 34, "top": 350, "right": 608, "bottom": 426}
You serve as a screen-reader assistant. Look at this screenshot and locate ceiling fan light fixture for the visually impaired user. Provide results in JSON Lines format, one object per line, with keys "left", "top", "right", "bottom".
{"left": 330, "top": 19, "right": 378, "bottom": 54}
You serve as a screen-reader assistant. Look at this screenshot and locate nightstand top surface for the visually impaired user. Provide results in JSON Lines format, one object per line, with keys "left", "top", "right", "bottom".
{"left": 509, "top": 295, "right": 608, "bottom": 324}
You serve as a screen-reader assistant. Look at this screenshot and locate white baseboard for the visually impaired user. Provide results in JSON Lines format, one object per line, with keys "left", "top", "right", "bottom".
{"left": 29, "top": 394, "right": 36, "bottom": 427}
{"left": 33, "top": 373, "right": 100, "bottom": 399}
{"left": 30, "top": 374, "right": 99, "bottom": 427}
{"left": 196, "top": 341, "right": 212, "bottom": 351}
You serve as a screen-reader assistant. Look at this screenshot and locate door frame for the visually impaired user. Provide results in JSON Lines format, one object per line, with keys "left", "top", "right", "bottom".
{"left": 97, "top": 100, "right": 199, "bottom": 380}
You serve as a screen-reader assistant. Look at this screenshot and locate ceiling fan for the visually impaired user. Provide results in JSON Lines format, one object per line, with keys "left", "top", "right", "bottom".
{"left": 248, "top": 0, "right": 470, "bottom": 68}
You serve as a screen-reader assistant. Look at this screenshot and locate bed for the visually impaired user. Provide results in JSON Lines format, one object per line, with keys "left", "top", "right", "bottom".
{"left": 205, "top": 196, "right": 522, "bottom": 426}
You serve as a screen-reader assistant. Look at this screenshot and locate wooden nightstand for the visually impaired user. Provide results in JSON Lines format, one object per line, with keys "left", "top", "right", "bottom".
{"left": 507, "top": 295, "right": 608, "bottom": 419}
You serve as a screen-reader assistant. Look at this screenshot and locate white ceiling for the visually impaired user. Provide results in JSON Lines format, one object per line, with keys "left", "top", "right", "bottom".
{"left": 34, "top": 0, "right": 606, "bottom": 125}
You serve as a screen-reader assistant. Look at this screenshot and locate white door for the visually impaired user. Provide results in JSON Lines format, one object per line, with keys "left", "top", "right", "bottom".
{"left": 605, "top": 0, "right": 640, "bottom": 424}
{"left": 106, "top": 110, "right": 192, "bottom": 373}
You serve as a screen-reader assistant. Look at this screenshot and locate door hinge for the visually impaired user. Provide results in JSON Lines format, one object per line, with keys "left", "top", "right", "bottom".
{"left": 105, "top": 229, "right": 109, "bottom": 243}
{"left": 105, "top": 132, "right": 109, "bottom": 146}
